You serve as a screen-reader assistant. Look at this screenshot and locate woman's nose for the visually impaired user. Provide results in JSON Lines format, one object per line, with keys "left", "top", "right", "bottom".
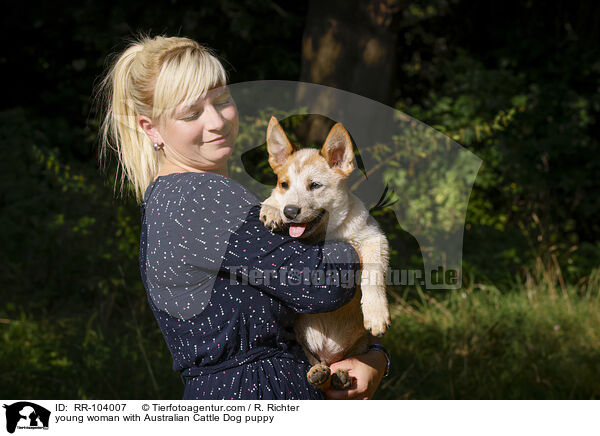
{"left": 205, "top": 104, "right": 226, "bottom": 130}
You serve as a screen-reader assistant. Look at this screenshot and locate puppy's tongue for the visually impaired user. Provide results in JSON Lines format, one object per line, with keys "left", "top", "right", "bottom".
{"left": 289, "top": 223, "right": 307, "bottom": 238}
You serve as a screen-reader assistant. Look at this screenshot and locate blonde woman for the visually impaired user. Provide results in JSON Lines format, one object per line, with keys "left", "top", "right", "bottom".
{"left": 96, "top": 35, "right": 388, "bottom": 400}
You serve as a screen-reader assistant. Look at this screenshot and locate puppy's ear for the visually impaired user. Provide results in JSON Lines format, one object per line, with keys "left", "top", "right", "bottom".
{"left": 266, "top": 116, "right": 294, "bottom": 171}
{"left": 321, "top": 123, "right": 354, "bottom": 177}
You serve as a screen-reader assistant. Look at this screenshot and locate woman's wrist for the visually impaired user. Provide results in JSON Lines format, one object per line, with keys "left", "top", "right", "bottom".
{"left": 367, "top": 343, "right": 391, "bottom": 377}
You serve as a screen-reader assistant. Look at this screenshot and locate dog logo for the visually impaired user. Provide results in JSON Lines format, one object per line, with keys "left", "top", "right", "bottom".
{"left": 3, "top": 402, "right": 50, "bottom": 434}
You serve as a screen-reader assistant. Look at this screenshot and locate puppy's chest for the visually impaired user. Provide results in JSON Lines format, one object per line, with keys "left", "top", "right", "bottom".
{"left": 325, "top": 221, "right": 377, "bottom": 247}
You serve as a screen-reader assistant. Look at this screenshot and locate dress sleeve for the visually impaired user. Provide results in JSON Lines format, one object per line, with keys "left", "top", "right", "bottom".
{"left": 175, "top": 173, "right": 360, "bottom": 314}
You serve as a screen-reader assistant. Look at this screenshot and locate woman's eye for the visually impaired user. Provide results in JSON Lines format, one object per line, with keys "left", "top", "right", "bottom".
{"left": 280, "top": 182, "right": 289, "bottom": 189}
{"left": 309, "top": 182, "right": 322, "bottom": 190}
{"left": 183, "top": 111, "right": 202, "bottom": 121}
{"left": 216, "top": 98, "right": 231, "bottom": 107}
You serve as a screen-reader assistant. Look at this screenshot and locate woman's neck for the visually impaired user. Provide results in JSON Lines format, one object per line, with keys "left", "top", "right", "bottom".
{"left": 156, "top": 155, "right": 228, "bottom": 180}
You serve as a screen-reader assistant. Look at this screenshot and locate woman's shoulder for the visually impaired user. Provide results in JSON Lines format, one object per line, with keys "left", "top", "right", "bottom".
{"left": 145, "top": 172, "right": 260, "bottom": 209}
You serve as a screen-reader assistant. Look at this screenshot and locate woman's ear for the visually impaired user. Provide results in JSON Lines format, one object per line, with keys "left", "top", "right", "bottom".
{"left": 139, "top": 115, "right": 164, "bottom": 145}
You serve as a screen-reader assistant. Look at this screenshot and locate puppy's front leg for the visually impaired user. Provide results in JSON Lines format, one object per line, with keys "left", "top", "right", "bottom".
{"left": 260, "top": 191, "right": 284, "bottom": 231}
{"left": 357, "top": 235, "right": 391, "bottom": 336}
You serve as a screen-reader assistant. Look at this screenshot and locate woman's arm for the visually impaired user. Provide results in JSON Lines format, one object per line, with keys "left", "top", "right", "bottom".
{"left": 144, "top": 172, "right": 359, "bottom": 319}
{"left": 167, "top": 172, "right": 360, "bottom": 314}
{"left": 219, "top": 205, "right": 360, "bottom": 314}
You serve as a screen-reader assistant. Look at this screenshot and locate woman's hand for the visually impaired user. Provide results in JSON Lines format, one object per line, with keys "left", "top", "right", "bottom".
{"left": 324, "top": 347, "right": 387, "bottom": 400}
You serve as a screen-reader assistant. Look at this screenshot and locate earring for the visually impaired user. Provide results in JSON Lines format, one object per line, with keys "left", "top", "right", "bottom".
{"left": 153, "top": 143, "right": 164, "bottom": 151}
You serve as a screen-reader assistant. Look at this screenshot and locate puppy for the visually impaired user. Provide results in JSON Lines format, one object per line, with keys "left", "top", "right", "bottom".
{"left": 260, "top": 117, "right": 390, "bottom": 390}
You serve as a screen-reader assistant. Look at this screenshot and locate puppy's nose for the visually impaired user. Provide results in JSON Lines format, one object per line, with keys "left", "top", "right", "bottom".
{"left": 283, "top": 205, "right": 301, "bottom": 220}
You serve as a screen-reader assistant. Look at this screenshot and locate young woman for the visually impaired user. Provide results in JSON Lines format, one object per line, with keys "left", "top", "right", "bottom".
{"left": 97, "top": 34, "right": 389, "bottom": 400}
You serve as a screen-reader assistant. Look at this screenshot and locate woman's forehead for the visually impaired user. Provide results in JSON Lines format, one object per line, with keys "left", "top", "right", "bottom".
{"left": 177, "top": 86, "right": 230, "bottom": 111}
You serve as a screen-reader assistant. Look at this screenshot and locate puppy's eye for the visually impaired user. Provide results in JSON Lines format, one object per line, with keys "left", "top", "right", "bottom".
{"left": 280, "top": 182, "right": 289, "bottom": 189}
{"left": 309, "top": 182, "right": 322, "bottom": 191}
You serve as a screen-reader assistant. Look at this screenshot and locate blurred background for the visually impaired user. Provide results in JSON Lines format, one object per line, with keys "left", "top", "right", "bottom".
{"left": 1, "top": 0, "right": 599, "bottom": 399}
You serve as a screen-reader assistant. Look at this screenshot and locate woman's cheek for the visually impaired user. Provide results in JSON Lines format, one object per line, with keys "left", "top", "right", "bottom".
{"left": 225, "top": 106, "right": 239, "bottom": 124}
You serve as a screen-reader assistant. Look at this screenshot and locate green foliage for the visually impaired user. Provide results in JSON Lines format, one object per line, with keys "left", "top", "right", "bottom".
{"left": 0, "top": 108, "right": 180, "bottom": 398}
{"left": 395, "top": 3, "right": 600, "bottom": 284}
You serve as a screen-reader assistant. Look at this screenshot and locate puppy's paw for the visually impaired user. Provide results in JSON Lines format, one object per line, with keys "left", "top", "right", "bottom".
{"left": 331, "top": 369, "right": 353, "bottom": 390}
{"left": 361, "top": 291, "right": 391, "bottom": 337}
{"left": 260, "top": 202, "right": 284, "bottom": 232}
{"left": 362, "top": 309, "right": 391, "bottom": 336}
{"left": 307, "top": 364, "right": 331, "bottom": 391}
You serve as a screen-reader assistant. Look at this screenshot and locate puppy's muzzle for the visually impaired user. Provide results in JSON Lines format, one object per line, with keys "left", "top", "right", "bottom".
{"left": 283, "top": 205, "right": 301, "bottom": 220}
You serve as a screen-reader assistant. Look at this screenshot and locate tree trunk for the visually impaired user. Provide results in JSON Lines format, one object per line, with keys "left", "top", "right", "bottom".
{"left": 298, "top": 0, "right": 403, "bottom": 143}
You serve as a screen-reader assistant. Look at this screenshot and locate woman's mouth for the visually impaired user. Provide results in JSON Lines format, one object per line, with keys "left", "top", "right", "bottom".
{"left": 206, "top": 133, "right": 229, "bottom": 144}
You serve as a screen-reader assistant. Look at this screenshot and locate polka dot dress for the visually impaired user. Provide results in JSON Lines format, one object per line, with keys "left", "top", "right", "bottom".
{"left": 139, "top": 172, "right": 360, "bottom": 400}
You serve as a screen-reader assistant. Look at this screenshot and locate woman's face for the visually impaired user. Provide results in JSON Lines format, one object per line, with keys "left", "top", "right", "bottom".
{"left": 155, "top": 86, "right": 239, "bottom": 174}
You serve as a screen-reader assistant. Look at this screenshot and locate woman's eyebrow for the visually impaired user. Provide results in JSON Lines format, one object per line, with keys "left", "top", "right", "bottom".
{"left": 175, "top": 90, "right": 230, "bottom": 117}
{"left": 213, "top": 90, "right": 231, "bottom": 100}
{"left": 176, "top": 101, "right": 203, "bottom": 117}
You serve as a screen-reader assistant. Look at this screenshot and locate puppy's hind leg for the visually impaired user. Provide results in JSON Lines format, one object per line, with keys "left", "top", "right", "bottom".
{"left": 304, "top": 349, "right": 352, "bottom": 391}
{"left": 330, "top": 336, "right": 368, "bottom": 390}
{"left": 307, "top": 363, "right": 352, "bottom": 390}
{"left": 330, "top": 368, "right": 352, "bottom": 390}
{"left": 307, "top": 363, "right": 332, "bottom": 391}
{"left": 302, "top": 347, "right": 331, "bottom": 391}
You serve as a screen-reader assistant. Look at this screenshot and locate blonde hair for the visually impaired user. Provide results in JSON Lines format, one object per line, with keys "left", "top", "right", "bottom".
{"left": 95, "top": 34, "right": 227, "bottom": 203}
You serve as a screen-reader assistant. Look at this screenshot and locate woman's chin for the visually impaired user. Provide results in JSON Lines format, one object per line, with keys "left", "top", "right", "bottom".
{"left": 207, "top": 147, "right": 234, "bottom": 170}
{"left": 219, "top": 145, "right": 234, "bottom": 159}
{"left": 208, "top": 144, "right": 234, "bottom": 159}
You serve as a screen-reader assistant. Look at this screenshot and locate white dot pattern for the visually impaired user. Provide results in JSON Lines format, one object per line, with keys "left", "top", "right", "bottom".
{"left": 139, "top": 172, "right": 360, "bottom": 399}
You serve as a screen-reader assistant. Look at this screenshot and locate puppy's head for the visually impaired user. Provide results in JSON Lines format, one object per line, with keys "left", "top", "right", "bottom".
{"left": 266, "top": 116, "right": 355, "bottom": 239}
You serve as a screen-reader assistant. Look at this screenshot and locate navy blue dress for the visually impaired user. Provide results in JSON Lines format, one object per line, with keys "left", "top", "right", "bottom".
{"left": 139, "top": 172, "right": 359, "bottom": 400}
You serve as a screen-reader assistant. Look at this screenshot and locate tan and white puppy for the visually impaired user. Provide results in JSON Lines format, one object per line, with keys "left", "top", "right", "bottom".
{"left": 260, "top": 116, "right": 390, "bottom": 390}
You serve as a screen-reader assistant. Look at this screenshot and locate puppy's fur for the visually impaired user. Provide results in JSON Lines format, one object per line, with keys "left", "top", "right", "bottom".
{"left": 259, "top": 117, "right": 390, "bottom": 390}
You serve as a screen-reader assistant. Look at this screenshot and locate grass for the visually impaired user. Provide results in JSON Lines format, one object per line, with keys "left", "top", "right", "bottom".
{"left": 1, "top": 259, "right": 599, "bottom": 400}
{"left": 375, "top": 260, "right": 600, "bottom": 399}
{"left": 0, "top": 298, "right": 182, "bottom": 400}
